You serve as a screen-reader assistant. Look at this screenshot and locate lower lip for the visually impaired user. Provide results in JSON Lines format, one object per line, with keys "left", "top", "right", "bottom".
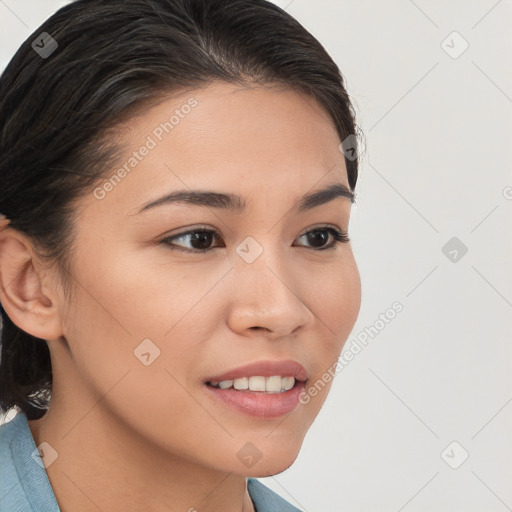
{"left": 204, "top": 381, "right": 306, "bottom": 418}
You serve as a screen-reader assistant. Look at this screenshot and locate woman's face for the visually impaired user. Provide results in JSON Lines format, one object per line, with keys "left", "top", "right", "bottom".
{"left": 49, "top": 82, "right": 361, "bottom": 476}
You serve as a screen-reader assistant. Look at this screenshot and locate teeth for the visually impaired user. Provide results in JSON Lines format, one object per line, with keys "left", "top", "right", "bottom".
{"left": 265, "top": 375, "right": 282, "bottom": 392}
{"left": 211, "top": 376, "right": 296, "bottom": 393}
{"left": 233, "top": 377, "right": 248, "bottom": 390}
{"left": 282, "top": 376, "right": 295, "bottom": 391}
{"left": 249, "top": 376, "right": 266, "bottom": 392}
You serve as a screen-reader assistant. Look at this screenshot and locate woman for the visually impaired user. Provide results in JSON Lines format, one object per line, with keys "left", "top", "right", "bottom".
{"left": 0, "top": 0, "right": 362, "bottom": 510}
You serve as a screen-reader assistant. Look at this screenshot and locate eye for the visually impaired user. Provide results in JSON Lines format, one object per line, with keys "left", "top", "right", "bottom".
{"left": 160, "top": 227, "right": 223, "bottom": 253}
{"left": 160, "top": 225, "right": 350, "bottom": 253}
{"left": 295, "top": 226, "right": 350, "bottom": 250}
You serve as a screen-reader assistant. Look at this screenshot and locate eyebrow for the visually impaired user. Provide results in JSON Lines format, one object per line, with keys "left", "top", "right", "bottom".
{"left": 136, "top": 182, "right": 354, "bottom": 215}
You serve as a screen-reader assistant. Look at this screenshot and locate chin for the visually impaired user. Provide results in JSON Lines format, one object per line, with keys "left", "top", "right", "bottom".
{"left": 231, "top": 436, "right": 303, "bottom": 478}
{"left": 245, "top": 455, "right": 298, "bottom": 478}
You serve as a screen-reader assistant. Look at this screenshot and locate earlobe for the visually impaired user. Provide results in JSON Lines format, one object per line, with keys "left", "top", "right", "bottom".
{"left": 0, "top": 227, "right": 63, "bottom": 341}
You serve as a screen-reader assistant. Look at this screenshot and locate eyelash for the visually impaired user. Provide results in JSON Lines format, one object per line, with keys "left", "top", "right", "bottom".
{"left": 160, "top": 225, "right": 350, "bottom": 254}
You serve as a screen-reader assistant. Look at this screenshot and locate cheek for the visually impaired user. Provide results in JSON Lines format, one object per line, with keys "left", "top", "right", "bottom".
{"left": 60, "top": 269, "right": 216, "bottom": 454}
{"left": 300, "top": 256, "right": 361, "bottom": 406}
{"left": 311, "top": 256, "right": 361, "bottom": 346}
{"left": 68, "top": 240, "right": 210, "bottom": 339}
{"left": 336, "top": 258, "right": 361, "bottom": 338}
{"left": 62, "top": 246, "right": 221, "bottom": 394}
{"left": 60, "top": 250, "right": 181, "bottom": 397}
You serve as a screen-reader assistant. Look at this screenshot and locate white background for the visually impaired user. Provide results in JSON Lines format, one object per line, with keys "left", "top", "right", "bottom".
{"left": 1, "top": 1, "right": 511, "bottom": 511}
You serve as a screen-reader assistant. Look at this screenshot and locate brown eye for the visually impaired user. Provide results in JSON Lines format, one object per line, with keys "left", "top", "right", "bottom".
{"left": 295, "top": 227, "right": 350, "bottom": 250}
{"left": 161, "top": 228, "right": 223, "bottom": 253}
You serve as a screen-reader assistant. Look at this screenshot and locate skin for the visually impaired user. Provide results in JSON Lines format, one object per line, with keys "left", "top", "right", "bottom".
{"left": 0, "top": 82, "right": 361, "bottom": 512}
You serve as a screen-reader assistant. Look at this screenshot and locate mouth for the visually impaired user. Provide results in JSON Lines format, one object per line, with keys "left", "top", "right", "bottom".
{"left": 206, "top": 375, "right": 299, "bottom": 394}
{"left": 203, "top": 360, "right": 308, "bottom": 418}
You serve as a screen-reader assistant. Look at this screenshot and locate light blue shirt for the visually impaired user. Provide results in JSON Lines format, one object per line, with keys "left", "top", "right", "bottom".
{"left": 0, "top": 411, "right": 301, "bottom": 511}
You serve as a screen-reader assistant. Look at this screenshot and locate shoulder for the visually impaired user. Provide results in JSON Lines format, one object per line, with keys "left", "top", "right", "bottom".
{"left": 247, "top": 478, "right": 302, "bottom": 512}
{"left": 0, "top": 410, "right": 61, "bottom": 511}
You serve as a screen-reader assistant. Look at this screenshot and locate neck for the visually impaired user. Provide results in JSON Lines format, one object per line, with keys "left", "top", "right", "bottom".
{"left": 28, "top": 393, "right": 254, "bottom": 512}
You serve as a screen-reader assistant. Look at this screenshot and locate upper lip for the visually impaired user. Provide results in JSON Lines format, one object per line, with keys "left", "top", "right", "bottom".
{"left": 205, "top": 360, "right": 308, "bottom": 384}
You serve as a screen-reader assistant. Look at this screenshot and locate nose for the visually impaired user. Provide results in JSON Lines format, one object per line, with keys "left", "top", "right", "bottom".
{"left": 226, "top": 246, "right": 315, "bottom": 339}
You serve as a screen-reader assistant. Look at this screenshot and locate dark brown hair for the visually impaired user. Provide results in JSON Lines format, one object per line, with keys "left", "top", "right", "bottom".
{"left": 0, "top": 0, "right": 361, "bottom": 420}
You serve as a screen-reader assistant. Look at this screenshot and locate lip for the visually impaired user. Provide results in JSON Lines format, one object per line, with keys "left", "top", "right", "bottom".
{"left": 204, "top": 380, "right": 306, "bottom": 418}
{"left": 204, "top": 359, "right": 308, "bottom": 384}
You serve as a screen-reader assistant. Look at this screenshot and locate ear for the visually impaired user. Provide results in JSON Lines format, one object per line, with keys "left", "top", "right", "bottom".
{"left": 0, "top": 218, "right": 64, "bottom": 341}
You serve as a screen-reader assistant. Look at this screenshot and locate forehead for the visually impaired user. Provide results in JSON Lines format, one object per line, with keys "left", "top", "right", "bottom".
{"left": 86, "top": 82, "right": 349, "bottom": 216}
